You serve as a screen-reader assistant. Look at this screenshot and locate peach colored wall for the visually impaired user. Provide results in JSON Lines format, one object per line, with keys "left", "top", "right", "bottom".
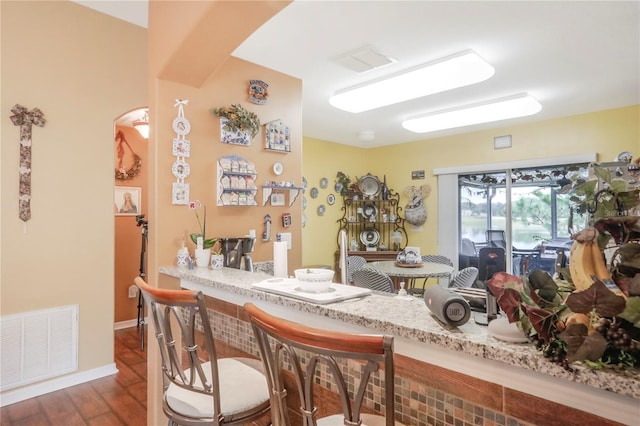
{"left": 1, "top": 0, "right": 147, "bottom": 383}
{"left": 114, "top": 125, "right": 149, "bottom": 324}
{"left": 146, "top": 2, "right": 291, "bottom": 424}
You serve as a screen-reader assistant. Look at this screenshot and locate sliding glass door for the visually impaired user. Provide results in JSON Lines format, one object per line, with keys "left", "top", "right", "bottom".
{"left": 458, "top": 164, "right": 587, "bottom": 275}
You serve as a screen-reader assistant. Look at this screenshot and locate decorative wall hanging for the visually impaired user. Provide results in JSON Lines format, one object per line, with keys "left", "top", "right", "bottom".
{"left": 264, "top": 119, "right": 290, "bottom": 152}
{"left": 248, "top": 79, "right": 269, "bottom": 105}
{"left": 210, "top": 104, "right": 260, "bottom": 146}
{"left": 216, "top": 155, "right": 258, "bottom": 206}
{"left": 171, "top": 99, "right": 191, "bottom": 205}
{"left": 404, "top": 184, "right": 431, "bottom": 226}
{"left": 114, "top": 130, "right": 142, "bottom": 180}
{"left": 114, "top": 186, "right": 141, "bottom": 216}
{"left": 10, "top": 104, "right": 46, "bottom": 223}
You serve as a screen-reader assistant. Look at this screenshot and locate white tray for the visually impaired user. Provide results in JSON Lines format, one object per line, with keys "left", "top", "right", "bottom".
{"left": 252, "top": 278, "right": 371, "bottom": 304}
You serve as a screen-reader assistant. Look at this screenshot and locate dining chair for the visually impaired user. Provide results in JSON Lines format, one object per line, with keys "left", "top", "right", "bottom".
{"left": 408, "top": 254, "right": 454, "bottom": 295}
{"left": 485, "top": 230, "right": 508, "bottom": 251}
{"left": 459, "top": 238, "right": 479, "bottom": 269}
{"left": 134, "top": 277, "right": 270, "bottom": 426}
{"left": 352, "top": 267, "right": 395, "bottom": 293}
{"left": 244, "top": 302, "right": 402, "bottom": 426}
{"left": 477, "top": 247, "right": 506, "bottom": 286}
{"left": 448, "top": 267, "right": 479, "bottom": 288}
{"left": 346, "top": 255, "right": 367, "bottom": 283}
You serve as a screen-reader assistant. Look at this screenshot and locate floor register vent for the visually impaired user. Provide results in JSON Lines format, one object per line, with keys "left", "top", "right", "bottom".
{"left": 1, "top": 305, "right": 78, "bottom": 391}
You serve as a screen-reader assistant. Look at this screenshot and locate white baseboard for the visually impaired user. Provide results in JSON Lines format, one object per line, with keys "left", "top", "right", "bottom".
{"left": 0, "top": 363, "right": 118, "bottom": 407}
{"left": 114, "top": 318, "right": 148, "bottom": 330}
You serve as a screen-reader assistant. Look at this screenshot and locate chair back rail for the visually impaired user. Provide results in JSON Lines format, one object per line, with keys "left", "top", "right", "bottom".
{"left": 244, "top": 302, "right": 398, "bottom": 426}
{"left": 352, "top": 267, "right": 395, "bottom": 293}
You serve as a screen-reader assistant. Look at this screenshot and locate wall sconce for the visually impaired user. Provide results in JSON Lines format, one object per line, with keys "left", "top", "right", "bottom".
{"left": 133, "top": 109, "right": 149, "bottom": 139}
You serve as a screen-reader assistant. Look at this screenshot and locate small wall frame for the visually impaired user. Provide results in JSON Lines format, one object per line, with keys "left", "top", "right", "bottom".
{"left": 264, "top": 119, "right": 291, "bottom": 152}
{"left": 115, "top": 186, "right": 141, "bottom": 216}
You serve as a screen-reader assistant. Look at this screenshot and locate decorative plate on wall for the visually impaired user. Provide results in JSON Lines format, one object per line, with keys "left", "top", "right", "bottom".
{"left": 317, "top": 205, "right": 326, "bottom": 216}
{"left": 310, "top": 187, "right": 319, "bottom": 198}
{"left": 359, "top": 174, "right": 381, "bottom": 197}
{"left": 273, "top": 161, "right": 284, "bottom": 176}
{"left": 327, "top": 194, "right": 335, "bottom": 205}
{"left": 320, "top": 177, "right": 328, "bottom": 189}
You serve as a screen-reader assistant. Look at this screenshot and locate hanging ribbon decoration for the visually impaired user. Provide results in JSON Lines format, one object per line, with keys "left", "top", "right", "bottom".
{"left": 114, "top": 129, "right": 142, "bottom": 180}
{"left": 10, "top": 104, "right": 46, "bottom": 222}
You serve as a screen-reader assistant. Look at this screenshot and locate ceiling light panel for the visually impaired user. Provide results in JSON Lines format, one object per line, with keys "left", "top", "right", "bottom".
{"left": 329, "top": 50, "right": 495, "bottom": 113}
{"left": 402, "top": 94, "right": 542, "bottom": 133}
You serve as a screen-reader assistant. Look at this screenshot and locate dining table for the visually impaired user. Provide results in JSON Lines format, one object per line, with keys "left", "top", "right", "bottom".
{"left": 367, "top": 260, "right": 454, "bottom": 290}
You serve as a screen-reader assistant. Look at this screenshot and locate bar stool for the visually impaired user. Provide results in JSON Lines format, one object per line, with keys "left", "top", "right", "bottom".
{"left": 135, "top": 277, "right": 270, "bottom": 426}
{"left": 244, "top": 302, "right": 404, "bottom": 426}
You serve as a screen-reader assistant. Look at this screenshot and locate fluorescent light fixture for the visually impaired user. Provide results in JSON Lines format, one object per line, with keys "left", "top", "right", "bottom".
{"left": 329, "top": 50, "right": 495, "bottom": 113}
{"left": 402, "top": 94, "right": 542, "bottom": 133}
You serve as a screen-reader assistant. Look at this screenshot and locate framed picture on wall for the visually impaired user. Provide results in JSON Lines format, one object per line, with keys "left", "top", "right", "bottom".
{"left": 115, "top": 186, "right": 141, "bottom": 216}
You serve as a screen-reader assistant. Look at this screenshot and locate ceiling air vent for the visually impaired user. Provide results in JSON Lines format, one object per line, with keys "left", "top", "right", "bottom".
{"left": 334, "top": 45, "right": 396, "bottom": 73}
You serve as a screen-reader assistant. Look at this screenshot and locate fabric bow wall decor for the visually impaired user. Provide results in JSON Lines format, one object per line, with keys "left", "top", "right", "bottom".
{"left": 10, "top": 104, "right": 46, "bottom": 223}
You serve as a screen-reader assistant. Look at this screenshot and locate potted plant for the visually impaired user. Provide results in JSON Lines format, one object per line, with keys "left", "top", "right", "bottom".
{"left": 210, "top": 104, "right": 261, "bottom": 140}
{"left": 189, "top": 201, "right": 221, "bottom": 267}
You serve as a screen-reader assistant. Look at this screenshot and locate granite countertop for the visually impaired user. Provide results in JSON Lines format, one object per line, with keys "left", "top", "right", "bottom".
{"left": 159, "top": 266, "right": 640, "bottom": 401}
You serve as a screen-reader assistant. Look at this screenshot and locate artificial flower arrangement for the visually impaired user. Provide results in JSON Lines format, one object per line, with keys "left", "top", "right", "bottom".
{"left": 210, "top": 104, "right": 260, "bottom": 139}
{"left": 188, "top": 200, "right": 221, "bottom": 253}
{"left": 487, "top": 162, "right": 640, "bottom": 371}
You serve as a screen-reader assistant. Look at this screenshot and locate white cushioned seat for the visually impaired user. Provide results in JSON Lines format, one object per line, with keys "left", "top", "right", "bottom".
{"left": 166, "top": 358, "right": 269, "bottom": 419}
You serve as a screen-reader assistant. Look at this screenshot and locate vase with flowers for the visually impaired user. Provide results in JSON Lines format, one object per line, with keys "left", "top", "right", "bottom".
{"left": 189, "top": 200, "right": 220, "bottom": 267}
{"left": 210, "top": 104, "right": 260, "bottom": 146}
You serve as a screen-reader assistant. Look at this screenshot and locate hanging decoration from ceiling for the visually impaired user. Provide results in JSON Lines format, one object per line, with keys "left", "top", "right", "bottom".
{"left": 114, "top": 130, "right": 142, "bottom": 180}
{"left": 171, "top": 99, "right": 191, "bottom": 205}
{"left": 10, "top": 104, "right": 46, "bottom": 224}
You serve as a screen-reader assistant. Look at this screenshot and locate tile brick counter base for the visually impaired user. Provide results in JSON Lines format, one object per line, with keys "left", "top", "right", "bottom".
{"left": 198, "top": 296, "right": 622, "bottom": 426}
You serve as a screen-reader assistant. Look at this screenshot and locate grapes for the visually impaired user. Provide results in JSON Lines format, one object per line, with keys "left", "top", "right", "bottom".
{"left": 593, "top": 317, "right": 640, "bottom": 367}
{"left": 530, "top": 317, "right": 639, "bottom": 370}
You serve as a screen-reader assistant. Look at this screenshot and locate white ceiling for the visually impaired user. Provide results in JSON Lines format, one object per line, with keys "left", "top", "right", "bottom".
{"left": 77, "top": 1, "right": 640, "bottom": 148}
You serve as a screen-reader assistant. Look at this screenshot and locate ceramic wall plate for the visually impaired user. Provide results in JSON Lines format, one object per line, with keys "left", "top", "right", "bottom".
{"left": 320, "top": 177, "right": 328, "bottom": 188}
{"left": 334, "top": 181, "right": 343, "bottom": 193}
{"left": 317, "top": 205, "right": 326, "bottom": 216}
{"left": 360, "top": 228, "right": 380, "bottom": 246}
{"left": 310, "top": 187, "right": 319, "bottom": 198}
{"left": 327, "top": 194, "right": 335, "bottom": 205}
{"left": 273, "top": 161, "right": 284, "bottom": 176}
{"left": 361, "top": 202, "right": 377, "bottom": 219}
{"left": 359, "top": 174, "right": 380, "bottom": 197}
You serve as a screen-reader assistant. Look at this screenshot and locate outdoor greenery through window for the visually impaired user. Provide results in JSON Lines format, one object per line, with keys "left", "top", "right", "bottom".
{"left": 459, "top": 163, "right": 588, "bottom": 251}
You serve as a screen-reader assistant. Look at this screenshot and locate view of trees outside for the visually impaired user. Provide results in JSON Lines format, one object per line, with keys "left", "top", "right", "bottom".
{"left": 460, "top": 185, "right": 574, "bottom": 249}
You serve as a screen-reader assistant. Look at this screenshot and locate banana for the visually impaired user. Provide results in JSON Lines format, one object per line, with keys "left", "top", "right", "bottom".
{"left": 569, "top": 241, "right": 597, "bottom": 291}
{"left": 589, "top": 242, "right": 626, "bottom": 297}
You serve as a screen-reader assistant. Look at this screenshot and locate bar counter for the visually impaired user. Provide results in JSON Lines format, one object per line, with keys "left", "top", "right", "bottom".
{"left": 159, "top": 266, "right": 639, "bottom": 425}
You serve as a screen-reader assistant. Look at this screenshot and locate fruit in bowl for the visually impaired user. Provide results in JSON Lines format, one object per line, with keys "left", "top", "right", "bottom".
{"left": 294, "top": 268, "right": 334, "bottom": 293}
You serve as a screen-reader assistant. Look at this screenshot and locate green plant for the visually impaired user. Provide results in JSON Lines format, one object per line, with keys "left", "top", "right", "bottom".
{"left": 188, "top": 200, "right": 217, "bottom": 250}
{"left": 210, "top": 104, "right": 260, "bottom": 138}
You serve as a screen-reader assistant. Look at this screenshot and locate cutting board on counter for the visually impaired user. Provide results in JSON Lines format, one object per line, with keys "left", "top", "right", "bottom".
{"left": 252, "top": 278, "right": 371, "bottom": 304}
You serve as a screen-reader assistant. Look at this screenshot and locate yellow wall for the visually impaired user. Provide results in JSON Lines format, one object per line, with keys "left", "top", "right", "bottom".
{"left": 301, "top": 138, "right": 370, "bottom": 267}
{"left": 302, "top": 105, "right": 640, "bottom": 262}
{"left": 1, "top": 0, "right": 147, "bottom": 378}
